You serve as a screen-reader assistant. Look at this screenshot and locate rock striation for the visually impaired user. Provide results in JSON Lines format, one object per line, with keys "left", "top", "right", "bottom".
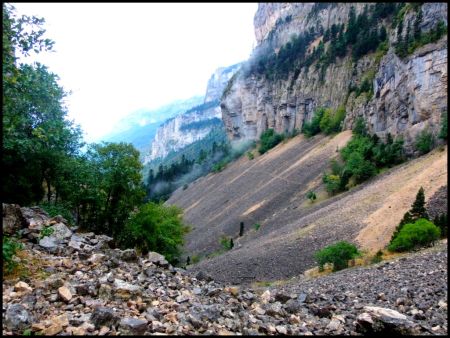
{"left": 222, "top": 3, "right": 447, "bottom": 153}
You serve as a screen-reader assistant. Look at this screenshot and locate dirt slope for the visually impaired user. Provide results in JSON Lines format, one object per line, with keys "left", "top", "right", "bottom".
{"left": 167, "top": 133, "right": 447, "bottom": 284}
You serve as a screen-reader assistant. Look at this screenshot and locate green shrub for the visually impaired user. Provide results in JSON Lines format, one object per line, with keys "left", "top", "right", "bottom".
{"left": 391, "top": 186, "right": 429, "bottom": 242}
{"left": 318, "top": 106, "right": 346, "bottom": 135}
{"left": 415, "top": 129, "right": 434, "bottom": 154}
{"left": 302, "top": 108, "right": 326, "bottom": 137}
{"left": 372, "top": 134, "right": 404, "bottom": 167}
{"left": 254, "top": 223, "right": 261, "bottom": 231}
{"left": 314, "top": 241, "right": 361, "bottom": 272}
{"left": 258, "top": 129, "right": 285, "bottom": 154}
{"left": 344, "top": 151, "right": 377, "bottom": 183}
{"left": 3, "top": 236, "right": 24, "bottom": 273}
{"left": 352, "top": 117, "right": 367, "bottom": 136}
{"left": 39, "top": 226, "right": 54, "bottom": 239}
{"left": 182, "top": 184, "right": 188, "bottom": 190}
{"left": 306, "top": 191, "right": 317, "bottom": 202}
{"left": 191, "top": 255, "right": 201, "bottom": 264}
{"left": 39, "top": 202, "right": 74, "bottom": 225}
{"left": 371, "top": 250, "right": 383, "bottom": 264}
{"left": 323, "top": 174, "right": 342, "bottom": 194}
{"left": 247, "top": 151, "right": 254, "bottom": 160}
{"left": 388, "top": 219, "right": 440, "bottom": 252}
{"left": 118, "top": 202, "right": 189, "bottom": 264}
{"left": 212, "top": 160, "right": 228, "bottom": 173}
{"left": 219, "top": 236, "right": 233, "bottom": 250}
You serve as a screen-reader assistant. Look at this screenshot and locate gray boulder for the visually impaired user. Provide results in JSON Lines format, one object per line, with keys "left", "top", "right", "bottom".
{"left": 356, "top": 306, "right": 422, "bottom": 335}
{"left": 2, "top": 203, "right": 24, "bottom": 235}
{"left": 119, "top": 317, "right": 148, "bottom": 335}
{"left": 147, "top": 251, "right": 169, "bottom": 267}
{"left": 90, "top": 307, "right": 119, "bottom": 329}
{"left": 4, "top": 304, "right": 32, "bottom": 332}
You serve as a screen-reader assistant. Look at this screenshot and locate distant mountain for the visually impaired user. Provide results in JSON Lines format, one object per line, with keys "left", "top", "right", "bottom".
{"left": 100, "top": 96, "right": 204, "bottom": 157}
{"left": 146, "top": 63, "right": 241, "bottom": 162}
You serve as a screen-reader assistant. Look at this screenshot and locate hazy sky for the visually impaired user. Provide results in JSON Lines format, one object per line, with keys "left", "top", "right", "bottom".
{"left": 12, "top": 3, "right": 257, "bottom": 142}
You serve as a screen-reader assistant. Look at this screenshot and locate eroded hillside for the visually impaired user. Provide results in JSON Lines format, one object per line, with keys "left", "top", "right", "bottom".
{"left": 167, "top": 133, "right": 447, "bottom": 283}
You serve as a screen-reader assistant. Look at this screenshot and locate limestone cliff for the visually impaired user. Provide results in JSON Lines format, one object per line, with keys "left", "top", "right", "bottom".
{"left": 145, "top": 63, "right": 241, "bottom": 162}
{"left": 222, "top": 3, "right": 447, "bottom": 153}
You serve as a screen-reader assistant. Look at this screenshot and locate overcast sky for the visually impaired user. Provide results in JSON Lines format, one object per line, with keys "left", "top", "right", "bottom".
{"left": 12, "top": 3, "right": 257, "bottom": 142}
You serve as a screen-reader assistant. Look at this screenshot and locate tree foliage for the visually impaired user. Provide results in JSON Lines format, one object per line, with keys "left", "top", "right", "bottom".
{"left": 323, "top": 126, "right": 405, "bottom": 195}
{"left": 391, "top": 186, "right": 429, "bottom": 242}
{"left": 315, "top": 241, "right": 360, "bottom": 272}
{"left": 119, "top": 202, "right": 189, "bottom": 264}
{"left": 258, "top": 129, "right": 285, "bottom": 154}
{"left": 3, "top": 5, "right": 83, "bottom": 206}
{"left": 388, "top": 219, "right": 440, "bottom": 252}
{"left": 3, "top": 5, "right": 185, "bottom": 257}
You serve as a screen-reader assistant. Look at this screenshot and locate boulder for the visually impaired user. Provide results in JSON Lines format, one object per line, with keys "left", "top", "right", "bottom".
{"left": 38, "top": 236, "right": 60, "bottom": 251}
{"left": 2, "top": 203, "right": 24, "bottom": 235}
{"left": 20, "top": 206, "right": 49, "bottom": 230}
{"left": 147, "top": 251, "right": 169, "bottom": 267}
{"left": 356, "top": 306, "right": 422, "bottom": 335}
{"left": 90, "top": 307, "right": 119, "bottom": 329}
{"left": 195, "top": 270, "right": 213, "bottom": 282}
{"left": 58, "top": 286, "right": 73, "bottom": 302}
{"left": 50, "top": 223, "right": 72, "bottom": 240}
{"left": 119, "top": 317, "right": 148, "bottom": 335}
{"left": 4, "top": 304, "right": 32, "bottom": 332}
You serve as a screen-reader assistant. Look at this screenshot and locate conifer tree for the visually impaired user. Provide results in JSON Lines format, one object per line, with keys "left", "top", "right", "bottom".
{"left": 410, "top": 186, "right": 429, "bottom": 220}
{"left": 391, "top": 187, "right": 429, "bottom": 242}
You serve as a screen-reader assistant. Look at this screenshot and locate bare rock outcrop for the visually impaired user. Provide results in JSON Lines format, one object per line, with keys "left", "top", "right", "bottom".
{"left": 222, "top": 3, "right": 447, "bottom": 153}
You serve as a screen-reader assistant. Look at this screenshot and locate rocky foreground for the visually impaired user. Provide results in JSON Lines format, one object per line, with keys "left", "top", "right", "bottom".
{"left": 2, "top": 205, "right": 448, "bottom": 335}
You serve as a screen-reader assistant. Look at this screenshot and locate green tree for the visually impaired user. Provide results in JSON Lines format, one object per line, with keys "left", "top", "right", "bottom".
{"left": 3, "top": 4, "right": 83, "bottom": 206}
{"left": 352, "top": 117, "right": 367, "bottom": 136}
{"left": 410, "top": 186, "right": 429, "bottom": 220}
{"left": 306, "top": 191, "right": 317, "bottom": 202}
{"left": 85, "top": 142, "right": 145, "bottom": 237}
{"left": 388, "top": 219, "right": 440, "bottom": 252}
{"left": 315, "top": 241, "right": 360, "bottom": 272}
{"left": 391, "top": 187, "right": 429, "bottom": 242}
{"left": 119, "top": 202, "right": 189, "bottom": 264}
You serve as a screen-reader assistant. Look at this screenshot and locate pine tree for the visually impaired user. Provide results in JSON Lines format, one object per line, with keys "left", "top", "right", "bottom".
{"left": 391, "top": 187, "right": 429, "bottom": 242}
{"left": 410, "top": 187, "right": 429, "bottom": 220}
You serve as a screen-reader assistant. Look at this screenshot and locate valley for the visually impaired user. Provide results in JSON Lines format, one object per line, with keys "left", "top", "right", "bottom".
{"left": 3, "top": 2, "right": 448, "bottom": 336}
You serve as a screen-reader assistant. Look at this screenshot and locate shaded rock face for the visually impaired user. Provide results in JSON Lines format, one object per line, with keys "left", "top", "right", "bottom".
{"left": 222, "top": 3, "right": 447, "bottom": 152}
{"left": 347, "top": 41, "right": 448, "bottom": 154}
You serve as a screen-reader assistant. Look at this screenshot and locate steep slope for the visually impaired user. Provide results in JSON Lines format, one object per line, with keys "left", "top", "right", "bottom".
{"left": 221, "top": 3, "right": 447, "bottom": 153}
{"left": 167, "top": 133, "right": 447, "bottom": 283}
{"left": 145, "top": 63, "right": 241, "bottom": 163}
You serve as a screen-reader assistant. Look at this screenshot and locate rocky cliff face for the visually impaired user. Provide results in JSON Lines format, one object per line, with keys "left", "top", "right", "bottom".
{"left": 145, "top": 64, "right": 241, "bottom": 162}
{"left": 222, "top": 3, "right": 447, "bottom": 152}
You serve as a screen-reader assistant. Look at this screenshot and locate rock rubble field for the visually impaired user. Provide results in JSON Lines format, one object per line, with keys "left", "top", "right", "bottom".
{"left": 2, "top": 205, "right": 447, "bottom": 335}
